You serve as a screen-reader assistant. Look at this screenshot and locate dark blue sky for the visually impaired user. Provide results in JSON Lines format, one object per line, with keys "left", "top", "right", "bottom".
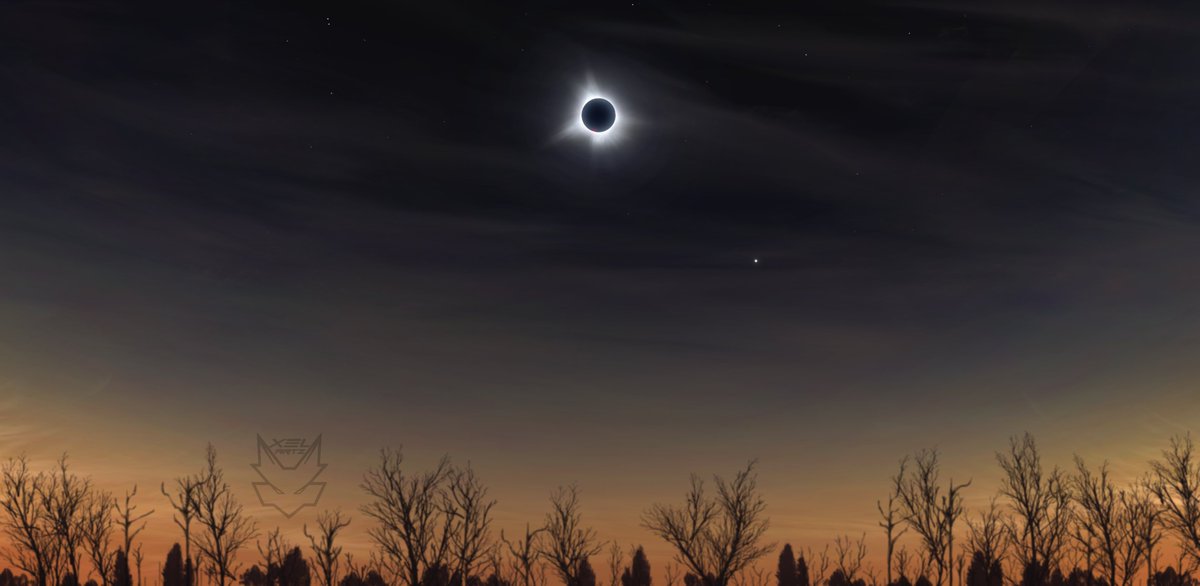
{"left": 1, "top": 0, "right": 1199, "bottom": 558}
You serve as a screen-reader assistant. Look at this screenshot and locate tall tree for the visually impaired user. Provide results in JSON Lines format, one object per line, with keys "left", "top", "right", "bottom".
{"left": 1071, "top": 456, "right": 1146, "bottom": 586}
{"left": 501, "top": 525, "right": 544, "bottom": 586}
{"left": 162, "top": 474, "right": 201, "bottom": 586}
{"left": 112, "top": 551, "right": 132, "bottom": 586}
{"left": 795, "top": 554, "right": 810, "bottom": 586}
{"left": 964, "top": 500, "right": 1007, "bottom": 571}
{"left": 305, "top": 511, "right": 352, "bottom": 586}
{"left": 832, "top": 536, "right": 866, "bottom": 586}
{"left": 45, "top": 456, "right": 92, "bottom": 586}
{"left": 776, "top": 546, "right": 798, "bottom": 586}
{"left": 542, "top": 486, "right": 602, "bottom": 586}
{"left": 621, "top": 547, "right": 651, "bottom": 586}
{"left": 81, "top": 490, "right": 116, "bottom": 586}
{"left": 132, "top": 546, "right": 144, "bottom": 586}
{"left": 1126, "top": 481, "right": 1163, "bottom": 586}
{"left": 359, "top": 448, "right": 453, "bottom": 586}
{"left": 1, "top": 456, "right": 54, "bottom": 586}
{"left": 164, "top": 545, "right": 186, "bottom": 586}
{"left": 642, "top": 462, "right": 773, "bottom": 586}
{"left": 895, "top": 451, "right": 970, "bottom": 586}
{"left": 114, "top": 486, "right": 153, "bottom": 566}
{"left": 1150, "top": 435, "right": 1200, "bottom": 567}
{"left": 259, "top": 528, "right": 289, "bottom": 586}
{"left": 997, "top": 434, "right": 1071, "bottom": 571}
{"left": 606, "top": 544, "right": 623, "bottom": 586}
{"left": 879, "top": 483, "right": 908, "bottom": 586}
{"left": 446, "top": 466, "right": 496, "bottom": 586}
{"left": 193, "top": 445, "right": 258, "bottom": 586}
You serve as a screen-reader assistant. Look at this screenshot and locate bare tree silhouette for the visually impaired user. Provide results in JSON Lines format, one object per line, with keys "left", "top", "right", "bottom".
{"left": 894, "top": 450, "right": 969, "bottom": 586}
{"left": 542, "top": 486, "right": 601, "bottom": 586}
{"left": 114, "top": 487, "right": 152, "bottom": 570}
{"left": 500, "top": 524, "right": 544, "bottom": 586}
{"left": 1151, "top": 435, "right": 1200, "bottom": 569}
{"left": 305, "top": 511, "right": 352, "bottom": 586}
{"left": 11, "top": 432, "right": 1200, "bottom": 586}
{"left": 162, "top": 474, "right": 201, "bottom": 586}
{"left": 193, "top": 445, "right": 257, "bottom": 586}
{"left": 879, "top": 484, "right": 908, "bottom": 586}
{"left": 258, "top": 528, "right": 289, "bottom": 586}
{"left": 482, "top": 545, "right": 509, "bottom": 586}
{"left": 964, "top": 499, "right": 1008, "bottom": 574}
{"left": 996, "top": 434, "right": 1070, "bottom": 572}
{"left": 832, "top": 536, "right": 866, "bottom": 586}
{"left": 605, "top": 544, "right": 623, "bottom": 586}
{"left": 733, "top": 567, "right": 769, "bottom": 586}
{"left": 1127, "top": 480, "right": 1164, "bottom": 586}
{"left": 131, "top": 547, "right": 143, "bottom": 586}
{"left": 45, "top": 456, "right": 91, "bottom": 586}
{"left": 1071, "top": 456, "right": 1146, "bottom": 586}
{"left": 80, "top": 491, "right": 115, "bottom": 586}
{"left": 663, "top": 563, "right": 679, "bottom": 586}
{"left": 804, "top": 546, "right": 830, "bottom": 586}
{"left": 893, "top": 547, "right": 913, "bottom": 586}
{"left": 1, "top": 456, "right": 55, "bottom": 586}
{"left": 642, "top": 462, "right": 772, "bottom": 586}
{"left": 359, "top": 448, "right": 453, "bottom": 586}
{"left": 446, "top": 466, "right": 495, "bottom": 586}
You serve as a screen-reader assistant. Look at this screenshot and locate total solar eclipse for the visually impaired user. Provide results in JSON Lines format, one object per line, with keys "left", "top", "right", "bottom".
{"left": 581, "top": 98, "right": 616, "bottom": 132}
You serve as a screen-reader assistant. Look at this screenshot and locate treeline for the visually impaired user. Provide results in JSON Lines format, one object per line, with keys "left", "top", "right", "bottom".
{"left": 758, "top": 433, "right": 1200, "bottom": 586}
{"left": 5, "top": 433, "right": 1200, "bottom": 586}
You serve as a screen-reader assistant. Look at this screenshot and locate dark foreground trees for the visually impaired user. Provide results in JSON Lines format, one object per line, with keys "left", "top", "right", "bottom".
{"left": 542, "top": 485, "right": 601, "bottom": 586}
{"left": 305, "top": 511, "right": 352, "bottom": 586}
{"left": 0, "top": 456, "right": 154, "bottom": 586}
{"left": 359, "top": 449, "right": 501, "bottom": 586}
{"left": 621, "top": 547, "right": 651, "bottom": 586}
{"left": 359, "top": 449, "right": 453, "bottom": 586}
{"left": 776, "top": 546, "right": 798, "bottom": 586}
{"left": 643, "top": 462, "right": 772, "bottom": 586}
{"left": 12, "top": 432, "right": 1200, "bottom": 586}
{"left": 194, "top": 445, "right": 258, "bottom": 586}
{"left": 997, "top": 434, "right": 1071, "bottom": 574}
{"left": 893, "top": 451, "right": 969, "bottom": 586}
{"left": 164, "top": 545, "right": 186, "bottom": 586}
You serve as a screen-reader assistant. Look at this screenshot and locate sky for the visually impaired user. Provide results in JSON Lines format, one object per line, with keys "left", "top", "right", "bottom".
{"left": 2, "top": 0, "right": 1200, "bottom": 582}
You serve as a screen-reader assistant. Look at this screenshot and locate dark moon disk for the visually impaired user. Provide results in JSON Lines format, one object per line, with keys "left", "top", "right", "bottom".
{"left": 581, "top": 98, "right": 616, "bottom": 133}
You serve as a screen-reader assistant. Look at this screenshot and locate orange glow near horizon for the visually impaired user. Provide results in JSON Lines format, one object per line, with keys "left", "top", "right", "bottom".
{"left": 3, "top": 388, "right": 1197, "bottom": 586}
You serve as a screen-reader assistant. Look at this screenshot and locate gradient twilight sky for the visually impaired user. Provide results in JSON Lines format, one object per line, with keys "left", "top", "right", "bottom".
{"left": 2, "top": 0, "right": 1200, "bottom": 581}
